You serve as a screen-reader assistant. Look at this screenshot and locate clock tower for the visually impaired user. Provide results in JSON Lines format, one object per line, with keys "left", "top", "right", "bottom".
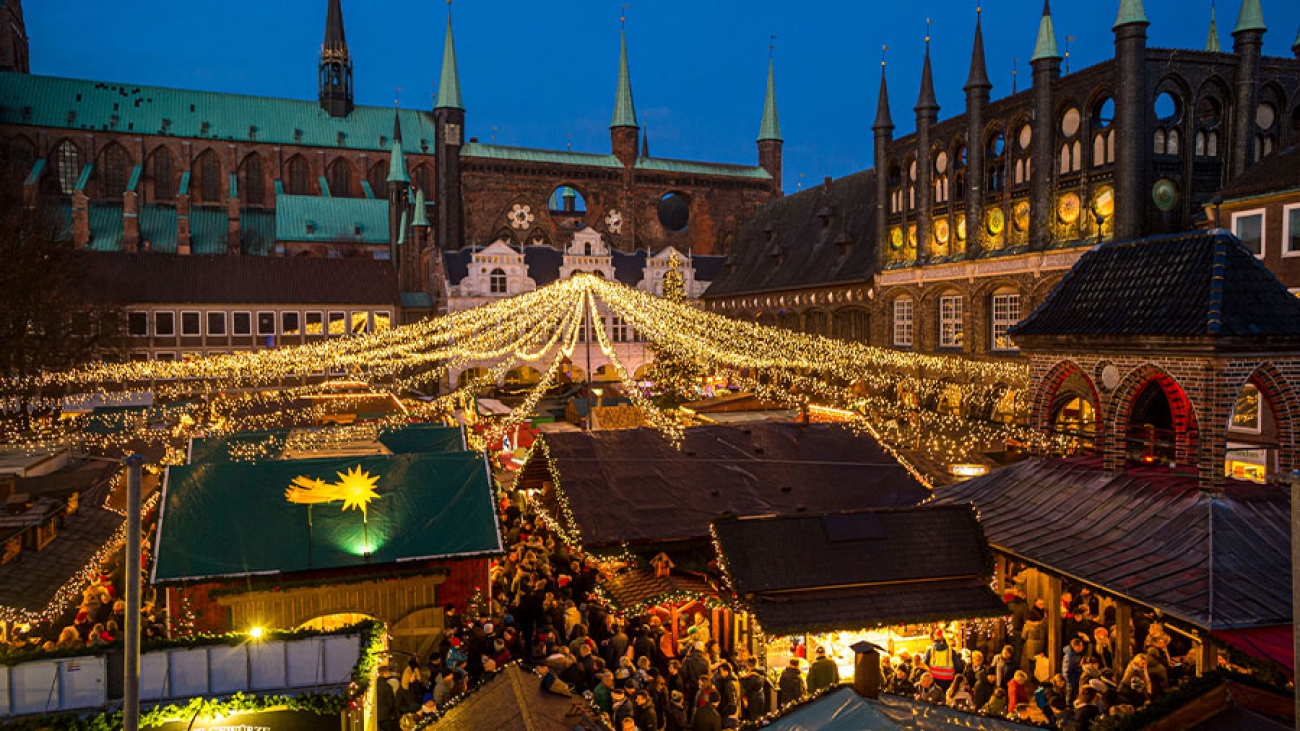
{"left": 434, "top": 12, "right": 466, "bottom": 253}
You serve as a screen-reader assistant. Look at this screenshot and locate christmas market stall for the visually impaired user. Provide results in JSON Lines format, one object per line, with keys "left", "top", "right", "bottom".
{"left": 515, "top": 422, "right": 930, "bottom": 655}
{"left": 416, "top": 663, "right": 610, "bottom": 731}
{"left": 152, "top": 431, "right": 502, "bottom": 657}
{"left": 711, "top": 506, "right": 1007, "bottom": 689}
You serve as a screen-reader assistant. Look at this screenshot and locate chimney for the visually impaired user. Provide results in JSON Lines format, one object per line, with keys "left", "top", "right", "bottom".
{"left": 851, "top": 641, "right": 884, "bottom": 699}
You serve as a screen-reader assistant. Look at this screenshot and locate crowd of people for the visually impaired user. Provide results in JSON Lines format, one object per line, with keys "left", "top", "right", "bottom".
{"left": 873, "top": 588, "right": 1198, "bottom": 729}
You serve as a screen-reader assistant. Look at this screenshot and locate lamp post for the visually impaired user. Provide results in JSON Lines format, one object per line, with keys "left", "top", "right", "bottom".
{"left": 124, "top": 454, "right": 146, "bottom": 731}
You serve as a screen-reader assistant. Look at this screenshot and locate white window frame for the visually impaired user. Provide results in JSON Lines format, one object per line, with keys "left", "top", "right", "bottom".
{"left": 256, "top": 311, "right": 277, "bottom": 336}
{"left": 489, "top": 268, "right": 508, "bottom": 295}
{"left": 154, "top": 352, "right": 177, "bottom": 361}
{"left": 180, "top": 311, "right": 201, "bottom": 337}
{"left": 939, "top": 295, "right": 964, "bottom": 348}
{"left": 154, "top": 311, "right": 176, "bottom": 337}
{"left": 372, "top": 311, "right": 392, "bottom": 331}
{"left": 206, "top": 311, "right": 227, "bottom": 337}
{"left": 282, "top": 311, "right": 302, "bottom": 336}
{"left": 231, "top": 311, "right": 253, "bottom": 336}
{"left": 351, "top": 311, "right": 369, "bottom": 335}
{"left": 991, "top": 292, "right": 1021, "bottom": 352}
{"left": 1283, "top": 203, "right": 1300, "bottom": 257}
{"left": 304, "top": 311, "right": 324, "bottom": 336}
{"left": 892, "top": 297, "right": 914, "bottom": 348}
{"left": 1232, "top": 208, "right": 1266, "bottom": 259}
{"left": 328, "top": 310, "right": 346, "bottom": 337}
{"left": 127, "top": 311, "right": 149, "bottom": 337}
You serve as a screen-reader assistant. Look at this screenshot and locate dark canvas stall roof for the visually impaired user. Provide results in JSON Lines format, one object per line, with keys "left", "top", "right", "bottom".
{"left": 602, "top": 569, "right": 716, "bottom": 611}
{"left": 1009, "top": 231, "right": 1300, "bottom": 348}
{"left": 762, "top": 687, "right": 1043, "bottom": 731}
{"left": 431, "top": 664, "right": 610, "bottom": 731}
{"left": 931, "top": 458, "right": 1291, "bottom": 630}
{"left": 152, "top": 452, "right": 502, "bottom": 583}
{"left": 522, "top": 423, "right": 928, "bottom": 547}
{"left": 713, "top": 506, "right": 1004, "bottom": 635}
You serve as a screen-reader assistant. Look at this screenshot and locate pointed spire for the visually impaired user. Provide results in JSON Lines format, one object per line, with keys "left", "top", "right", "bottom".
{"left": 641, "top": 126, "right": 651, "bottom": 157}
{"left": 611, "top": 24, "right": 638, "bottom": 129}
{"left": 1293, "top": 23, "right": 1300, "bottom": 55}
{"left": 873, "top": 57, "right": 894, "bottom": 132}
{"left": 1232, "top": 0, "right": 1265, "bottom": 35}
{"left": 412, "top": 187, "right": 430, "bottom": 227}
{"left": 916, "top": 32, "right": 939, "bottom": 113}
{"left": 1205, "top": 3, "right": 1221, "bottom": 51}
{"left": 396, "top": 209, "right": 408, "bottom": 246}
{"left": 1032, "top": 0, "right": 1062, "bottom": 61}
{"left": 965, "top": 8, "right": 992, "bottom": 91}
{"left": 324, "top": 0, "right": 347, "bottom": 50}
{"left": 435, "top": 10, "right": 463, "bottom": 110}
{"left": 758, "top": 55, "right": 783, "bottom": 142}
{"left": 1113, "top": 0, "right": 1150, "bottom": 29}
{"left": 387, "top": 111, "right": 409, "bottom": 184}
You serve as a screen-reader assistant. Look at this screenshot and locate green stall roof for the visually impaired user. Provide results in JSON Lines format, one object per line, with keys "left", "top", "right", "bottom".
{"left": 152, "top": 451, "right": 502, "bottom": 583}
{"left": 187, "top": 423, "right": 466, "bottom": 464}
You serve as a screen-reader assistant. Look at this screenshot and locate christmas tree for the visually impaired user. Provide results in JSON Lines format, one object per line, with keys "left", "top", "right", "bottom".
{"left": 647, "top": 252, "right": 705, "bottom": 404}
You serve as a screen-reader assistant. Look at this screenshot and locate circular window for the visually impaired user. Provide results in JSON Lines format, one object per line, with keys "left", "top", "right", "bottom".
{"left": 989, "top": 132, "right": 1005, "bottom": 157}
{"left": 1256, "top": 102, "right": 1276, "bottom": 130}
{"left": 1061, "top": 108, "right": 1081, "bottom": 137}
{"left": 1018, "top": 125, "right": 1032, "bottom": 150}
{"left": 1154, "top": 92, "right": 1179, "bottom": 123}
{"left": 1094, "top": 97, "right": 1115, "bottom": 129}
{"left": 936, "top": 151, "right": 949, "bottom": 174}
{"left": 1013, "top": 200, "right": 1030, "bottom": 232}
{"left": 657, "top": 192, "right": 690, "bottom": 231}
{"left": 1197, "top": 97, "right": 1222, "bottom": 129}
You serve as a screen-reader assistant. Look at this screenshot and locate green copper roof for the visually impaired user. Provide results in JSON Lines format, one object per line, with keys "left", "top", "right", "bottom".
{"left": 0, "top": 72, "right": 438, "bottom": 151}
{"left": 1232, "top": 0, "right": 1265, "bottom": 34}
{"left": 610, "top": 29, "right": 638, "bottom": 129}
{"left": 461, "top": 142, "right": 623, "bottom": 169}
{"left": 386, "top": 138, "right": 409, "bottom": 183}
{"left": 1113, "top": 0, "right": 1150, "bottom": 30}
{"left": 1206, "top": 5, "right": 1221, "bottom": 51}
{"left": 412, "top": 187, "right": 430, "bottom": 227}
{"left": 1032, "top": 2, "right": 1062, "bottom": 61}
{"left": 758, "top": 57, "right": 782, "bottom": 142}
{"left": 435, "top": 17, "right": 463, "bottom": 110}
{"left": 396, "top": 208, "right": 407, "bottom": 246}
{"left": 635, "top": 157, "right": 772, "bottom": 180}
{"left": 275, "top": 194, "right": 388, "bottom": 244}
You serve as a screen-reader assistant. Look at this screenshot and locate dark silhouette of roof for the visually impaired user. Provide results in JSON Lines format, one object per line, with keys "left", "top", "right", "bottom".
{"left": 713, "top": 506, "right": 1005, "bottom": 635}
{"left": 703, "top": 169, "right": 878, "bottom": 298}
{"left": 519, "top": 423, "right": 928, "bottom": 548}
{"left": 442, "top": 246, "right": 727, "bottom": 288}
{"left": 72, "top": 251, "right": 398, "bottom": 305}
{"left": 1010, "top": 230, "right": 1300, "bottom": 349}
{"left": 1216, "top": 144, "right": 1300, "bottom": 202}
{"left": 612, "top": 249, "right": 648, "bottom": 285}
{"left": 603, "top": 569, "right": 716, "bottom": 611}
{"left": 931, "top": 458, "right": 1291, "bottom": 630}
{"left": 431, "top": 664, "right": 610, "bottom": 731}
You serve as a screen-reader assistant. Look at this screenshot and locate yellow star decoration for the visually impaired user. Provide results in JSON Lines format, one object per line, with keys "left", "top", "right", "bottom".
{"left": 284, "top": 465, "right": 382, "bottom": 518}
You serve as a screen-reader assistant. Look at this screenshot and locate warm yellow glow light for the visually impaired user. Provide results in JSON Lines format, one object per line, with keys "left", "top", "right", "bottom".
{"left": 248, "top": 627, "right": 265, "bottom": 640}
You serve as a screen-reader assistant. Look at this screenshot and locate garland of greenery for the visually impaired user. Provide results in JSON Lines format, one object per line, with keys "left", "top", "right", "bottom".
{"left": 0, "top": 621, "right": 386, "bottom": 730}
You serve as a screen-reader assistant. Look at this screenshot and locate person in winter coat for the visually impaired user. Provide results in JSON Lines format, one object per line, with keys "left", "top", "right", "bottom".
{"left": 692, "top": 693, "right": 723, "bottom": 731}
{"left": 665, "top": 690, "right": 689, "bottom": 731}
{"left": 633, "top": 690, "right": 659, "bottom": 731}
{"left": 994, "top": 645, "right": 1017, "bottom": 688}
{"left": 886, "top": 667, "right": 915, "bottom": 697}
{"left": 777, "top": 659, "right": 805, "bottom": 706}
{"left": 1007, "top": 670, "right": 1031, "bottom": 710}
{"left": 1021, "top": 604, "right": 1048, "bottom": 672}
{"left": 682, "top": 643, "right": 711, "bottom": 706}
{"left": 1074, "top": 686, "right": 1102, "bottom": 729}
{"left": 972, "top": 667, "right": 996, "bottom": 710}
{"left": 981, "top": 687, "right": 1008, "bottom": 716}
{"left": 805, "top": 647, "right": 840, "bottom": 694}
{"left": 739, "top": 663, "right": 769, "bottom": 720}
{"left": 914, "top": 673, "right": 945, "bottom": 705}
{"left": 713, "top": 663, "right": 741, "bottom": 718}
{"left": 924, "top": 629, "right": 962, "bottom": 691}
{"left": 1062, "top": 637, "right": 1085, "bottom": 698}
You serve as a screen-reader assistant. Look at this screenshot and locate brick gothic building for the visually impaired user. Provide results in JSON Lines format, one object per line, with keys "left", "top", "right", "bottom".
{"left": 704, "top": 0, "right": 1300, "bottom": 361}
{"left": 0, "top": 0, "right": 779, "bottom": 310}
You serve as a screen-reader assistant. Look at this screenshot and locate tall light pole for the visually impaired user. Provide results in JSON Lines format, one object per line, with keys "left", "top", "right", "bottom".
{"left": 124, "top": 454, "right": 145, "bottom": 731}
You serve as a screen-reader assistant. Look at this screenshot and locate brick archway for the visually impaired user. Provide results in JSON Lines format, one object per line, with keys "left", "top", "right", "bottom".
{"left": 1104, "top": 364, "right": 1199, "bottom": 472}
{"left": 1242, "top": 362, "right": 1300, "bottom": 474}
{"left": 1031, "top": 359, "right": 1101, "bottom": 439}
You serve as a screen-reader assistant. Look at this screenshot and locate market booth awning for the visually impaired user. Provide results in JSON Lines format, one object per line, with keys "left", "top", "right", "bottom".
{"left": 762, "top": 687, "right": 1042, "bottom": 731}
{"left": 712, "top": 506, "right": 1005, "bottom": 636}
{"left": 431, "top": 664, "right": 609, "bottom": 731}
{"left": 931, "top": 457, "right": 1291, "bottom": 631}
{"left": 152, "top": 451, "right": 501, "bottom": 582}
{"left": 601, "top": 568, "right": 717, "bottom": 613}
{"left": 520, "top": 423, "right": 929, "bottom": 548}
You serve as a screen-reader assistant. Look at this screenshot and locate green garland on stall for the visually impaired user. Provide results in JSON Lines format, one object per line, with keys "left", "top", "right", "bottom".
{"left": 0, "top": 621, "right": 386, "bottom": 730}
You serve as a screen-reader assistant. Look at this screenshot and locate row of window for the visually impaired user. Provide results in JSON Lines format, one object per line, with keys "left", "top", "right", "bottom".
{"left": 576, "top": 316, "right": 644, "bottom": 343}
{"left": 127, "top": 309, "right": 392, "bottom": 339}
{"left": 892, "top": 291, "right": 1022, "bottom": 350}
{"left": 1232, "top": 205, "right": 1300, "bottom": 259}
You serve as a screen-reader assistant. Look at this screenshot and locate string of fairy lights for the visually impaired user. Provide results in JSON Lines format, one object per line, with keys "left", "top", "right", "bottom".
{"left": 1, "top": 273, "right": 1055, "bottom": 473}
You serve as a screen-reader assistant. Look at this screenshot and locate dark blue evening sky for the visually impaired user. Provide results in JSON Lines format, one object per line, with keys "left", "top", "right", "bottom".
{"left": 26, "top": 1, "right": 1300, "bottom": 193}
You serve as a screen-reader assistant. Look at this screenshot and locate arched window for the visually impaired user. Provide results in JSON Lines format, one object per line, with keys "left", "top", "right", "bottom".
{"left": 953, "top": 144, "right": 967, "bottom": 199}
{"left": 100, "top": 144, "right": 130, "bottom": 198}
{"left": 990, "top": 286, "right": 1021, "bottom": 351}
{"left": 54, "top": 140, "right": 81, "bottom": 194}
{"left": 241, "top": 153, "right": 265, "bottom": 205}
{"left": 150, "top": 148, "right": 174, "bottom": 201}
{"left": 1052, "top": 394, "right": 1096, "bottom": 454}
{"left": 1127, "top": 381, "right": 1176, "bottom": 464}
{"left": 986, "top": 131, "right": 1006, "bottom": 193}
{"left": 939, "top": 293, "right": 964, "bottom": 348}
{"left": 194, "top": 150, "right": 221, "bottom": 203}
{"left": 327, "top": 158, "right": 353, "bottom": 198}
{"left": 892, "top": 296, "right": 914, "bottom": 347}
{"left": 489, "top": 268, "right": 507, "bottom": 294}
{"left": 285, "top": 156, "right": 310, "bottom": 195}
{"left": 368, "top": 161, "right": 388, "bottom": 195}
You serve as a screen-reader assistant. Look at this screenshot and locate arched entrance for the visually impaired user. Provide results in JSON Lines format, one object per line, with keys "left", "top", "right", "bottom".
{"left": 1110, "top": 366, "right": 1198, "bottom": 468}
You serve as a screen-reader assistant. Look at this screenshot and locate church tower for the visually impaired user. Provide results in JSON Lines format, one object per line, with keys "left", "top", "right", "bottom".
{"left": 1029, "top": 1, "right": 1061, "bottom": 251}
{"left": 964, "top": 9, "right": 992, "bottom": 258}
{"left": 610, "top": 24, "right": 640, "bottom": 167}
{"left": 318, "top": 0, "right": 353, "bottom": 117}
{"left": 757, "top": 53, "right": 784, "bottom": 195}
{"left": 872, "top": 61, "right": 894, "bottom": 271}
{"left": 434, "top": 10, "right": 466, "bottom": 253}
{"left": 913, "top": 36, "right": 939, "bottom": 263}
{"left": 0, "top": 0, "right": 27, "bottom": 73}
